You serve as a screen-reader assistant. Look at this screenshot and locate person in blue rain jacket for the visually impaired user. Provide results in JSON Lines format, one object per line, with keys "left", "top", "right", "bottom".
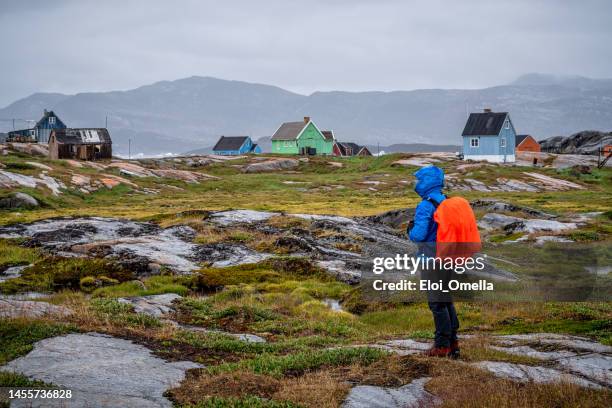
{"left": 408, "top": 165, "right": 460, "bottom": 358}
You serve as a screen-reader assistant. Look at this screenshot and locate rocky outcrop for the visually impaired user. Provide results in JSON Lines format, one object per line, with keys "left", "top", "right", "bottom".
{"left": 478, "top": 213, "right": 577, "bottom": 234}
{"left": 0, "top": 333, "right": 201, "bottom": 408}
{"left": 0, "top": 170, "right": 64, "bottom": 195}
{"left": 242, "top": 158, "right": 298, "bottom": 173}
{"left": 540, "top": 131, "right": 612, "bottom": 155}
{"left": 470, "top": 199, "right": 555, "bottom": 219}
{"left": 0, "top": 192, "right": 39, "bottom": 209}
{"left": 8, "top": 143, "right": 49, "bottom": 156}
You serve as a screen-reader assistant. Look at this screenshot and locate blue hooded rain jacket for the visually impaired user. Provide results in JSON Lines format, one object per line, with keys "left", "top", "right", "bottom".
{"left": 408, "top": 166, "right": 446, "bottom": 243}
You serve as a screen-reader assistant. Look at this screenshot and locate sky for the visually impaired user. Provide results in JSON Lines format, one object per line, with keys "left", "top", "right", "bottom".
{"left": 0, "top": 0, "right": 611, "bottom": 107}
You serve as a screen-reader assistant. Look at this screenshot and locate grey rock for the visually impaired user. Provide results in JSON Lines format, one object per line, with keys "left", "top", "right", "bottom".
{"left": 496, "top": 333, "right": 612, "bottom": 354}
{"left": 478, "top": 213, "right": 577, "bottom": 233}
{"left": 490, "top": 345, "right": 576, "bottom": 360}
{"left": 0, "top": 264, "right": 29, "bottom": 283}
{"left": 117, "top": 293, "right": 182, "bottom": 317}
{"left": 0, "top": 299, "right": 71, "bottom": 318}
{"left": 242, "top": 159, "right": 298, "bottom": 173}
{"left": 534, "top": 235, "right": 573, "bottom": 245}
{"left": 0, "top": 192, "right": 39, "bottom": 209}
{"left": 209, "top": 209, "right": 277, "bottom": 225}
{"left": 1, "top": 333, "right": 201, "bottom": 407}
{"left": 556, "top": 354, "right": 612, "bottom": 387}
{"left": 342, "top": 377, "right": 440, "bottom": 408}
{"left": 473, "top": 361, "right": 601, "bottom": 389}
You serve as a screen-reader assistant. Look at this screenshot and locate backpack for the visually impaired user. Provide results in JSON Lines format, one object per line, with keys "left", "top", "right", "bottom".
{"left": 426, "top": 196, "right": 481, "bottom": 259}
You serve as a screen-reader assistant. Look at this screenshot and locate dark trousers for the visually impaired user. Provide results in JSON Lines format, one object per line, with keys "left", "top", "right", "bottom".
{"left": 428, "top": 302, "right": 459, "bottom": 348}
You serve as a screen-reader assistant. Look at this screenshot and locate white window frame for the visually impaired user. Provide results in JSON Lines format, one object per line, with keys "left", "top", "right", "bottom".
{"left": 48, "top": 116, "right": 56, "bottom": 125}
{"left": 500, "top": 137, "right": 506, "bottom": 148}
{"left": 470, "top": 137, "right": 479, "bottom": 148}
{"left": 504, "top": 120, "right": 510, "bottom": 129}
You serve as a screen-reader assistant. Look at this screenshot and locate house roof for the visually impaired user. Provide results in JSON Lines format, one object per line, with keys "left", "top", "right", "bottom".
{"left": 52, "top": 128, "right": 111, "bottom": 144}
{"left": 343, "top": 142, "right": 361, "bottom": 155}
{"left": 271, "top": 121, "right": 307, "bottom": 141}
{"left": 462, "top": 112, "right": 508, "bottom": 136}
{"left": 35, "top": 110, "right": 64, "bottom": 128}
{"left": 213, "top": 136, "right": 249, "bottom": 151}
{"left": 515, "top": 134, "right": 532, "bottom": 147}
{"left": 321, "top": 130, "right": 334, "bottom": 141}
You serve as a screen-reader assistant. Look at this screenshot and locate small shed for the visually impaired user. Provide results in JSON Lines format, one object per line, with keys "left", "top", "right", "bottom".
{"left": 48, "top": 128, "right": 112, "bottom": 160}
{"left": 212, "top": 136, "right": 261, "bottom": 155}
{"left": 515, "top": 134, "right": 540, "bottom": 152}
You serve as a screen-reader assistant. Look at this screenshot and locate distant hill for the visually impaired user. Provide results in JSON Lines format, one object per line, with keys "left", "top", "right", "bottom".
{"left": 540, "top": 130, "right": 612, "bottom": 154}
{"left": 2, "top": 74, "right": 612, "bottom": 156}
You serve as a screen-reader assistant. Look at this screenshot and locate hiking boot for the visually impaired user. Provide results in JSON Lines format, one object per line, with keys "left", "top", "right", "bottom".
{"left": 423, "top": 346, "right": 451, "bottom": 357}
{"left": 449, "top": 341, "right": 460, "bottom": 359}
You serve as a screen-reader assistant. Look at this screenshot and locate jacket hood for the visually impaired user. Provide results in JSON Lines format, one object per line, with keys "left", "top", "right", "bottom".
{"left": 414, "top": 165, "right": 444, "bottom": 198}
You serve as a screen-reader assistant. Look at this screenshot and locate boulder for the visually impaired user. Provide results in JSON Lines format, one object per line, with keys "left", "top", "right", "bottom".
{"left": 0, "top": 192, "right": 39, "bottom": 209}
{"left": 242, "top": 158, "right": 298, "bottom": 173}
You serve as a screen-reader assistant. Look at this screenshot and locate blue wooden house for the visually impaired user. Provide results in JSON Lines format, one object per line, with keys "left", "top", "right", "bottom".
{"left": 212, "top": 136, "right": 261, "bottom": 155}
{"left": 8, "top": 110, "right": 67, "bottom": 143}
{"left": 461, "top": 109, "right": 516, "bottom": 163}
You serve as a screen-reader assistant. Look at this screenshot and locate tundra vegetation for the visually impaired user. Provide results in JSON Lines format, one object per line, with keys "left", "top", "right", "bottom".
{"left": 0, "top": 148, "right": 610, "bottom": 407}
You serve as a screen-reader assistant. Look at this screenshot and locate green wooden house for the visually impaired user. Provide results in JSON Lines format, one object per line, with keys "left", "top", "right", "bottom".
{"left": 271, "top": 117, "right": 334, "bottom": 155}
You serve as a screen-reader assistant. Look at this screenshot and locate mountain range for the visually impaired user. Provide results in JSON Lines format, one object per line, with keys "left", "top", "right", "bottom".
{"left": 1, "top": 73, "right": 611, "bottom": 155}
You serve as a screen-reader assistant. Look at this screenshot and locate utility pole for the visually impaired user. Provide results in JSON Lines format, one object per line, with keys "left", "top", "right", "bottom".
{"left": 105, "top": 115, "right": 108, "bottom": 128}
{"left": 128, "top": 138, "right": 131, "bottom": 160}
{"left": 377, "top": 142, "right": 380, "bottom": 156}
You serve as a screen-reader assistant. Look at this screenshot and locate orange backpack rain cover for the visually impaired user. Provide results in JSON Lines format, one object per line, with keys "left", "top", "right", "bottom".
{"left": 433, "top": 196, "right": 481, "bottom": 259}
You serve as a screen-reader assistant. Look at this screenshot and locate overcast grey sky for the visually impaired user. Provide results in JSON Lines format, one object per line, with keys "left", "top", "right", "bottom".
{"left": 0, "top": 0, "right": 611, "bottom": 107}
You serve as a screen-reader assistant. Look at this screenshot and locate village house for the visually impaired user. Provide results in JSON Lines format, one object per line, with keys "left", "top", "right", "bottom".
{"left": 48, "top": 128, "right": 112, "bottom": 160}
{"left": 461, "top": 108, "right": 516, "bottom": 163}
{"left": 515, "top": 134, "right": 541, "bottom": 153}
{"left": 8, "top": 110, "right": 67, "bottom": 143}
{"left": 271, "top": 117, "right": 334, "bottom": 155}
{"left": 333, "top": 141, "right": 372, "bottom": 157}
{"left": 212, "top": 136, "right": 261, "bottom": 155}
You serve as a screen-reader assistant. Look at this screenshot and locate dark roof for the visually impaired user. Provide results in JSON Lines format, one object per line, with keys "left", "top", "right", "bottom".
{"left": 213, "top": 136, "right": 249, "bottom": 151}
{"left": 35, "top": 110, "right": 65, "bottom": 128}
{"left": 343, "top": 142, "right": 361, "bottom": 155}
{"left": 321, "top": 130, "right": 334, "bottom": 141}
{"left": 462, "top": 112, "right": 508, "bottom": 136}
{"left": 52, "top": 128, "right": 111, "bottom": 144}
{"left": 271, "top": 121, "right": 306, "bottom": 141}
{"left": 515, "top": 134, "right": 531, "bottom": 147}
{"left": 250, "top": 143, "right": 258, "bottom": 152}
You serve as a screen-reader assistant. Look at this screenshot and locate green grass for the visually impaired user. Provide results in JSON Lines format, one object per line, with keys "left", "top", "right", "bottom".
{"left": 178, "top": 396, "right": 299, "bottom": 408}
{"left": 92, "top": 275, "right": 191, "bottom": 298}
{"left": 89, "top": 298, "right": 162, "bottom": 328}
{"left": 0, "top": 319, "right": 77, "bottom": 365}
{"left": 0, "top": 240, "right": 42, "bottom": 270}
{"left": 208, "top": 347, "right": 387, "bottom": 378}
